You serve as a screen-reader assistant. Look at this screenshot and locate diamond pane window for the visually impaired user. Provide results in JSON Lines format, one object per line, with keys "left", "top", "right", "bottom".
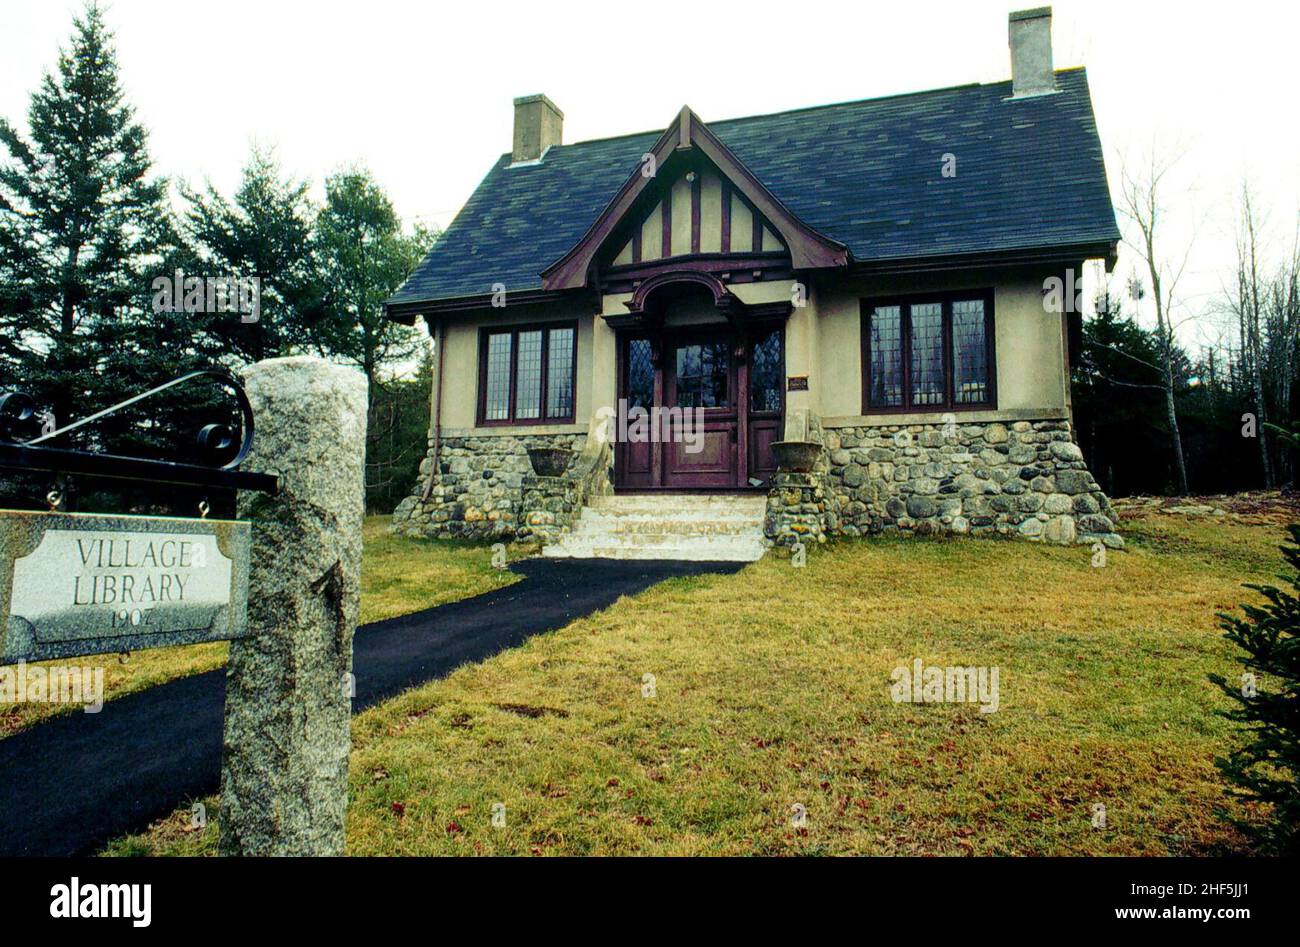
{"left": 751, "top": 330, "right": 783, "bottom": 413}
{"left": 868, "top": 306, "right": 903, "bottom": 409}
{"left": 478, "top": 323, "right": 577, "bottom": 424}
{"left": 626, "top": 338, "right": 654, "bottom": 409}
{"left": 862, "top": 295, "right": 993, "bottom": 411}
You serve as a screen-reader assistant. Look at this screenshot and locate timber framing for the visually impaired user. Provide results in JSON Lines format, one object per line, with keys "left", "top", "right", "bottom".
{"left": 539, "top": 106, "right": 850, "bottom": 293}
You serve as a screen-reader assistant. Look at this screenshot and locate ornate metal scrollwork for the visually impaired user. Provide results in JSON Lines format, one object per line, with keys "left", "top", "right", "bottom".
{"left": 1, "top": 369, "right": 255, "bottom": 470}
{"left": 0, "top": 370, "right": 276, "bottom": 494}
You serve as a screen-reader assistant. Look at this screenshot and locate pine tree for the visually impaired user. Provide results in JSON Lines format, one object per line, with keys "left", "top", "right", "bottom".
{"left": 178, "top": 146, "right": 322, "bottom": 364}
{"left": 0, "top": 2, "right": 175, "bottom": 446}
{"left": 313, "top": 166, "right": 435, "bottom": 396}
{"left": 1210, "top": 525, "right": 1300, "bottom": 854}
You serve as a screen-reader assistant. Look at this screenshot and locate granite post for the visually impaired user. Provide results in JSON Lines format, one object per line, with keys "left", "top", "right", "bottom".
{"left": 219, "top": 357, "right": 367, "bottom": 856}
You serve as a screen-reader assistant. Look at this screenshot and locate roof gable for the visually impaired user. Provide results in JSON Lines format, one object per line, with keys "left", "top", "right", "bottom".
{"left": 603, "top": 159, "right": 787, "bottom": 268}
{"left": 540, "top": 107, "right": 848, "bottom": 291}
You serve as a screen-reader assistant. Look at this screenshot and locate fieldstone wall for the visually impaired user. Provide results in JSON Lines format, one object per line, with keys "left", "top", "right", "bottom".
{"left": 518, "top": 433, "right": 614, "bottom": 544}
{"left": 765, "top": 471, "right": 832, "bottom": 546}
{"left": 390, "top": 432, "right": 583, "bottom": 540}
{"left": 764, "top": 411, "right": 834, "bottom": 547}
{"left": 822, "top": 419, "right": 1122, "bottom": 547}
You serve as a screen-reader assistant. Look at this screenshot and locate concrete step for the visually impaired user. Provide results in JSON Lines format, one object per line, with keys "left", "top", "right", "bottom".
{"left": 577, "top": 511, "right": 762, "bottom": 532}
{"left": 543, "top": 492, "right": 768, "bottom": 562}
{"left": 588, "top": 493, "right": 766, "bottom": 512}
{"left": 543, "top": 534, "right": 767, "bottom": 561}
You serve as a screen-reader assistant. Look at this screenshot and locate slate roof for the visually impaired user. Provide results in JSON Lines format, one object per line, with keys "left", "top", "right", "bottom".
{"left": 389, "top": 68, "right": 1118, "bottom": 307}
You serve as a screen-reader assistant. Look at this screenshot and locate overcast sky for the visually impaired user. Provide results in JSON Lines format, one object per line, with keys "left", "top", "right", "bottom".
{"left": 2, "top": 0, "right": 1297, "bottom": 353}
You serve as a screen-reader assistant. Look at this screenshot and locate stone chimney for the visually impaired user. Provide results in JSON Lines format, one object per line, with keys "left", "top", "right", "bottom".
{"left": 511, "top": 94, "right": 563, "bottom": 164}
{"left": 1008, "top": 7, "right": 1056, "bottom": 97}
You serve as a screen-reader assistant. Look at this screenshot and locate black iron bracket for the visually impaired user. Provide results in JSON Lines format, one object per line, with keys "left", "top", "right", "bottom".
{"left": 0, "top": 370, "right": 278, "bottom": 494}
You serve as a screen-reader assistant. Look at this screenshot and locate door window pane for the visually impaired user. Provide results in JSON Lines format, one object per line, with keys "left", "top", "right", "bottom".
{"left": 909, "top": 302, "right": 944, "bottom": 407}
{"left": 868, "top": 306, "right": 903, "bottom": 408}
{"left": 484, "top": 332, "right": 512, "bottom": 421}
{"left": 675, "top": 341, "right": 730, "bottom": 408}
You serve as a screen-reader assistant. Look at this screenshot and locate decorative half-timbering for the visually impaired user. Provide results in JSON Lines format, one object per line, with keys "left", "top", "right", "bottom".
{"left": 604, "top": 164, "right": 787, "bottom": 268}
{"left": 539, "top": 105, "right": 848, "bottom": 295}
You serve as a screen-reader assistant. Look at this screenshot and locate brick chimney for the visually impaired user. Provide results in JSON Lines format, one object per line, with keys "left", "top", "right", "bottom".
{"left": 511, "top": 94, "right": 563, "bottom": 164}
{"left": 1008, "top": 7, "right": 1056, "bottom": 97}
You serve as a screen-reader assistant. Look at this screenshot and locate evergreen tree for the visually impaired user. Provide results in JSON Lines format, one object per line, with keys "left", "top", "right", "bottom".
{"left": 365, "top": 349, "right": 434, "bottom": 513}
{"left": 312, "top": 166, "right": 437, "bottom": 508}
{"left": 1211, "top": 525, "right": 1300, "bottom": 855}
{"left": 1072, "top": 293, "right": 1173, "bottom": 495}
{"left": 313, "top": 166, "right": 435, "bottom": 395}
{"left": 0, "top": 2, "right": 175, "bottom": 446}
{"left": 179, "top": 146, "right": 322, "bottom": 364}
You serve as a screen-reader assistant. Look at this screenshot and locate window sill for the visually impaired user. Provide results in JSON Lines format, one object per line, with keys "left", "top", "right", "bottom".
{"left": 823, "top": 407, "right": 1068, "bottom": 428}
{"left": 442, "top": 423, "right": 587, "bottom": 438}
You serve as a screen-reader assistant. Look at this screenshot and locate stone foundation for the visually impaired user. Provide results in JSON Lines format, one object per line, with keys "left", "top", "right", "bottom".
{"left": 390, "top": 432, "right": 584, "bottom": 540}
{"left": 764, "top": 471, "right": 832, "bottom": 546}
{"left": 765, "top": 417, "right": 1122, "bottom": 548}
{"left": 763, "top": 410, "right": 834, "bottom": 546}
{"left": 517, "top": 433, "right": 613, "bottom": 544}
{"left": 395, "top": 417, "right": 1120, "bottom": 550}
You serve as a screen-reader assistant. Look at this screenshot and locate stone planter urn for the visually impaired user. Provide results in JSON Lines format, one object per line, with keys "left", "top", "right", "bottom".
{"left": 771, "top": 440, "right": 822, "bottom": 473}
{"left": 526, "top": 447, "right": 572, "bottom": 477}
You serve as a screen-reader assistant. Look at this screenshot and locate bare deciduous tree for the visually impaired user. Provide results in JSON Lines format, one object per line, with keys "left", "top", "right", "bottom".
{"left": 1219, "top": 183, "right": 1300, "bottom": 487}
{"left": 1120, "top": 147, "right": 1195, "bottom": 495}
{"left": 1231, "top": 185, "right": 1275, "bottom": 485}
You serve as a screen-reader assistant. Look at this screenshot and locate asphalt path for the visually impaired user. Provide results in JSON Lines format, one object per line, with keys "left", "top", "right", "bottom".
{"left": 0, "top": 557, "right": 745, "bottom": 856}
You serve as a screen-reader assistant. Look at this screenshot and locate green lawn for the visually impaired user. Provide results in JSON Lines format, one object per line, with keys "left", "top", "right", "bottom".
{"left": 1, "top": 517, "right": 516, "bottom": 738}
{"left": 106, "top": 504, "right": 1285, "bottom": 856}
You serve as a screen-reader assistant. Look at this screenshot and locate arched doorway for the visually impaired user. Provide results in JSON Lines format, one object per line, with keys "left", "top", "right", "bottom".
{"left": 611, "top": 274, "right": 786, "bottom": 490}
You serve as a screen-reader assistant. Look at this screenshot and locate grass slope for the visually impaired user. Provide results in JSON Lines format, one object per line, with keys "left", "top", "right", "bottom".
{"left": 1, "top": 517, "right": 515, "bottom": 738}
{"left": 109, "top": 508, "right": 1282, "bottom": 856}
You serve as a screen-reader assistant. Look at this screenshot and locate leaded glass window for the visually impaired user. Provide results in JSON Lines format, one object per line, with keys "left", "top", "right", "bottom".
{"left": 675, "top": 341, "right": 730, "bottom": 408}
{"left": 862, "top": 295, "right": 993, "bottom": 412}
{"left": 751, "top": 329, "right": 783, "bottom": 413}
{"left": 478, "top": 323, "right": 577, "bottom": 424}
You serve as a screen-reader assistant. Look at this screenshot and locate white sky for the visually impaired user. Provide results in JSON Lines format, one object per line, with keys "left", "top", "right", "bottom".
{"left": 3, "top": 0, "right": 1297, "bottom": 355}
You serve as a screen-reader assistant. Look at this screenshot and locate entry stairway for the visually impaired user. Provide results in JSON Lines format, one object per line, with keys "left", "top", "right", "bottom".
{"left": 541, "top": 493, "right": 768, "bottom": 561}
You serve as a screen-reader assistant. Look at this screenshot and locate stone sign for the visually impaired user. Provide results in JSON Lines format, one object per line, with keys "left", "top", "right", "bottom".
{"left": 0, "top": 510, "right": 251, "bottom": 663}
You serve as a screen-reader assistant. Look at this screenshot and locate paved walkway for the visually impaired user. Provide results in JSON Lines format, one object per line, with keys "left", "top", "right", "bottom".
{"left": 0, "top": 558, "right": 745, "bottom": 856}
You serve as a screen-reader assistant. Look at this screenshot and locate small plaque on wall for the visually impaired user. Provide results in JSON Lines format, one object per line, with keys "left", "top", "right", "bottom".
{"left": 786, "top": 376, "right": 809, "bottom": 392}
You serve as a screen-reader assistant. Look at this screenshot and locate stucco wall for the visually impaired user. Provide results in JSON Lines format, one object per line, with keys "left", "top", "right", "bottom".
{"left": 435, "top": 302, "right": 595, "bottom": 434}
{"left": 813, "top": 267, "right": 1069, "bottom": 426}
{"left": 428, "top": 267, "right": 1068, "bottom": 438}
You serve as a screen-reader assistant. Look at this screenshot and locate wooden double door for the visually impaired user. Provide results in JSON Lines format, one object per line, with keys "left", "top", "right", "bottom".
{"left": 614, "top": 325, "right": 783, "bottom": 490}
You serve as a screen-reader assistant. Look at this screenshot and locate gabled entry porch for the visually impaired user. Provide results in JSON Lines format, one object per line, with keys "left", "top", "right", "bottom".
{"left": 605, "top": 273, "right": 789, "bottom": 492}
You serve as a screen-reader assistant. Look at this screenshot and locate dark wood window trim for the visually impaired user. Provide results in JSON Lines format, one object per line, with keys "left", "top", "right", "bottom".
{"left": 859, "top": 289, "right": 997, "bottom": 414}
{"left": 476, "top": 321, "right": 579, "bottom": 426}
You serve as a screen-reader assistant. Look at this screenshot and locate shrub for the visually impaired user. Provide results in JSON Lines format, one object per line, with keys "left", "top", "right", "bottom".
{"left": 1210, "top": 523, "right": 1300, "bottom": 854}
